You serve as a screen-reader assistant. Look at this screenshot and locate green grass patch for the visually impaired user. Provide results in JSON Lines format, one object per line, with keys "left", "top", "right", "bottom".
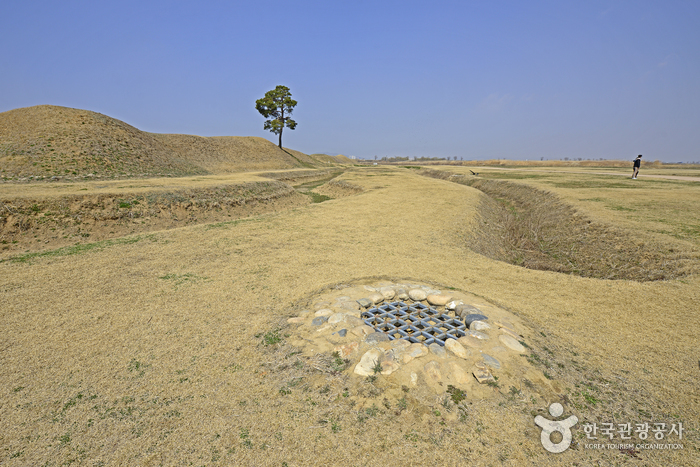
{"left": 308, "top": 192, "right": 332, "bottom": 203}
{"left": 261, "top": 330, "right": 283, "bottom": 346}
{"left": 4, "top": 235, "right": 145, "bottom": 264}
{"left": 158, "top": 272, "right": 207, "bottom": 288}
{"left": 446, "top": 385, "right": 467, "bottom": 404}
{"left": 205, "top": 217, "right": 256, "bottom": 230}
{"left": 581, "top": 390, "right": 600, "bottom": 406}
{"left": 607, "top": 204, "right": 635, "bottom": 211}
{"left": 365, "top": 404, "right": 380, "bottom": 417}
{"left": 330, "top": 351, "right": 349, "bottom": 373}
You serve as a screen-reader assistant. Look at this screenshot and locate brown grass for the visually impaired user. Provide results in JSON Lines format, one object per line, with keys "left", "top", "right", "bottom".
{"left": 0, "top": 181, "right": 307, "bottom": 259}
{"left": 259, "top": 169, "right": 336, "bottom": 183}
{"left": 332, "top": 155, "right": 354, "bottom": 164}
{"left": 392, "top": 159, "right": 700, "bottom": 169}
{"left": 308, "top": 154, "right": 353, "bottom": 166}
{"left": 1, "top": 167, "right": 698, "bottom": 466}
{"left": 0, "top": 169, "right": 364, "bottom": 259}
{"left": 0, "top": 105, "right": 207, "bottom": 179}
{"left": 0, "top": 105, "right": 340, "bottom": 182}
{"left": 420, "top": 168, "right": 699, "bottom": 281}
{"left": 153, "top": 134, "right": 324, "bottom": 172}
{"left": 314, "top": 179, "right": 364, "bottom": 198}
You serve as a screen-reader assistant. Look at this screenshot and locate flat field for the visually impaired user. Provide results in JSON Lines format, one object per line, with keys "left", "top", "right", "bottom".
{"left": 1, "top": 166, "right": 698, "bottom": 466}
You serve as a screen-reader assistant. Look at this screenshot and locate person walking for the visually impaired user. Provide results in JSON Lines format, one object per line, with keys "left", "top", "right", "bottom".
{"left": 632, "top": 155, "right": 642, "bottom": 179}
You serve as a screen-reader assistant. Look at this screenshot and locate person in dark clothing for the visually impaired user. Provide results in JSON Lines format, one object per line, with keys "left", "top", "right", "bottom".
{"left": 632, "top": 155, "right": 642, "bottom": 179}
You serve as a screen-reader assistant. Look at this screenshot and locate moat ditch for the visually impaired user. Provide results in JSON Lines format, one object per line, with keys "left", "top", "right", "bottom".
{"left": 419, "top": 168, "right": 698, "bottom": 282}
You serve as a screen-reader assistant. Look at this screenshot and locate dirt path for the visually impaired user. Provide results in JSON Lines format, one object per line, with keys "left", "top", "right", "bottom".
{"left": 1, "top": 167, "right": 697, "bottom": 466}
{"left": 0, "top": 168, "right": 324, "bottom": 199}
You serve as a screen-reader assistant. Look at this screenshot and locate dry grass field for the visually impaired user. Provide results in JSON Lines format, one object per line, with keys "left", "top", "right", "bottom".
{"left": 0, "top": 169, "right": 345, "bottom": 258}
{"left": 0, "top": 106, "right": 347, "bottom": 182}
{"left": 1, "top": 164, "right": 699, "bottom": 466}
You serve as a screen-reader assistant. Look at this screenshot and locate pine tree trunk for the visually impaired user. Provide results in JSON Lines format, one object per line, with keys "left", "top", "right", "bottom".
{"left": 278, "top": 110, "right": 284, "bottom": 148}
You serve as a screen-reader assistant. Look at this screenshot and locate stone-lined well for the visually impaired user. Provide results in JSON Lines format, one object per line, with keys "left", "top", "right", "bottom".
{"left": 286, "top": 281, "right": 556, "bottom": 399}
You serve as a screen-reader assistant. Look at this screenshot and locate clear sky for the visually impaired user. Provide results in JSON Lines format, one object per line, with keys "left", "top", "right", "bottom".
{"left": 2, "top": 1, "right": 699, "bottom": 162}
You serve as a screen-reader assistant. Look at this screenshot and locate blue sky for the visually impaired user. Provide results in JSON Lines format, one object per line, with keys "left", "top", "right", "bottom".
{"left": 2, "top": 1, "right": 699, "bottom": 161}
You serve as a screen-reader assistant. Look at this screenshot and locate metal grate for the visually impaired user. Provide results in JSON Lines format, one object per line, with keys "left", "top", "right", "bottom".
{"left": 361, "top": 301, "right": 467, "bottom": 346}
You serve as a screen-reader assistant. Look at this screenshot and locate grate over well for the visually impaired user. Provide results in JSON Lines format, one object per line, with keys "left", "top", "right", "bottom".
{"left": 361, "top": 301, "right": 466, "bottom": 346}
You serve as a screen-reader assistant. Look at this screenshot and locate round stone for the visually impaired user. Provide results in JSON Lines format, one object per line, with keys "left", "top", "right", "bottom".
{"left": 408, "top": 289, "right": 427, "bottom": 301}
{"left": 312, "top": 316, "right": 328, "bottom": 326}
{"left": 396, "top": 288, "right": 409, "bottom": 300}
{"left": 481, "top": 353, "right": 501, "bottom": 369}
{"left": 314, "top": 308, "right": 333, "bottom": 317}
{"left": 445, "top": 339, "right": 471, "bottom": 359}
{"left": 356, "top": 298, "right": 373, "bottom": 308}
{"left": 354, "top": 348, "right": 384, "bottom": 376}
{"left": 363, "top": 285, "right": 377, "bottom": 292}
{"left": 455, "top": 304, "right": 481, "bottom": 317}
{"left": 463, "top": 313, "right": 489, "bottom": 326}
{"left": 499, "top": 334, "right": 525, "bottom": 352}
{"left": 379, "top": 287, "right": 396, "bottom": 300}
{"left": 427, "top": 294, "right": 452, "bottom": 306}
{"left": 470, "top": 320, "right": 491, "bottom": 331}
{"left": 328, "top": 313, "right": 346, "bottom": 325}
{"left": 469, "top": 330, "right": 489, "bottom": 340}
{"left": 368, "top": 292, "right": 384, "bottom": 304}
{"left": 447, "top": 361, "right": 471, "bottom": 386}
{"left": 403, "top": 343, "right": 429, "bottom": 363}
{"left": 428, "top": 342, "right": 446, "bottom": 358}
{"left": 391, "top": 338, "right": 410, "bottom": 349}
{"left": 339, "top": 301, "right": 360, "bottom": 312}
{"left": 365, "top": 332, "right": 390, "bottom": 344}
